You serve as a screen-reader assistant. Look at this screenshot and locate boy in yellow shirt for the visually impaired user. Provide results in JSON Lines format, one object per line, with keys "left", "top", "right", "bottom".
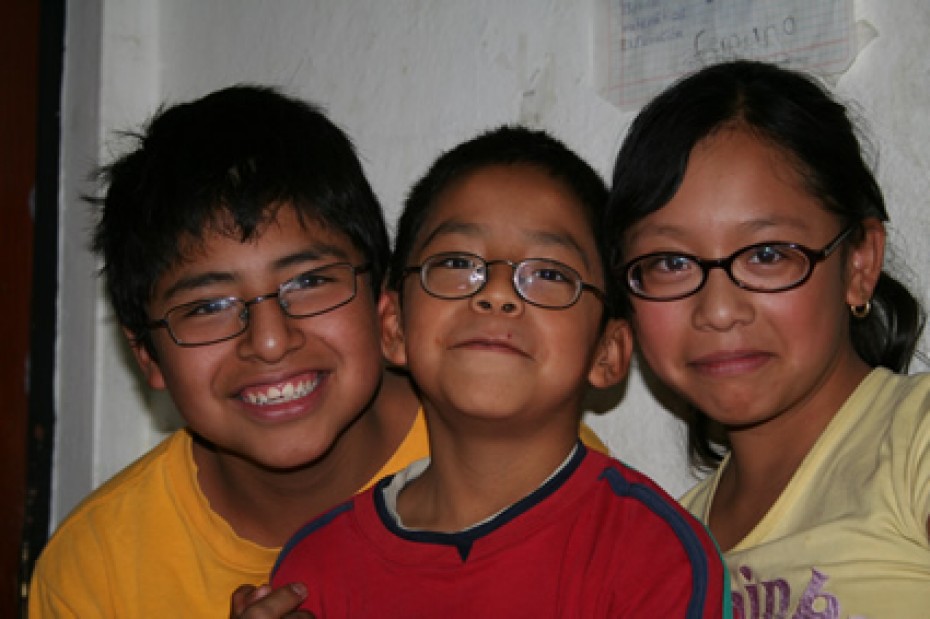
{"left": 28, "top": 85, "right": 604, "bottom": 618}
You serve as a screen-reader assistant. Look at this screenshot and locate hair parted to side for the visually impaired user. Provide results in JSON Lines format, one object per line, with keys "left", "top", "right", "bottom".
{"left": 91, "top": 85, "right": 389, "bottom": 355}
{"left": 606, "top": 60, "right": 925, "bottom": 468}
{"left": 387, "top": 125, "right": 617, "bottom": 317}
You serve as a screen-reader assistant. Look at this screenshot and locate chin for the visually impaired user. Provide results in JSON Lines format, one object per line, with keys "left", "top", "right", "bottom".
{"left": 250, "top": 439, "right": 333, "bottom": 471}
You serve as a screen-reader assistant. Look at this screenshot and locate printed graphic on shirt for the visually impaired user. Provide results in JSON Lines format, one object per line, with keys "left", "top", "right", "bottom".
{"left": 732, "top": 565, "right": 869, "bottom": 619}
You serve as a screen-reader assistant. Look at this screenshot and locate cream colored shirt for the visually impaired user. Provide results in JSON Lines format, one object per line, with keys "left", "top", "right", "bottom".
{"left": 682, "top": 368, "right": 930, "bottom": 619}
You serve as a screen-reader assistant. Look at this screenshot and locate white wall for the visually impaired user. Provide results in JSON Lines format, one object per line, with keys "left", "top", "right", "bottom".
{"left": 54, "top": 0, "right": 930, "bottom": 526}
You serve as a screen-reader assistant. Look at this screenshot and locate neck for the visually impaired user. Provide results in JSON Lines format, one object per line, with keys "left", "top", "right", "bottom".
{"left": 709, "top": 355, "right": 871, "bottom": 549}
{"left": 194, "top": 369, "right": 419, "bottom": 547}
{"left": 723, "top": 356, "right": 870, "bottom": 485}
{"left": 397, "top": 407, "right": 579, "bottom": 532}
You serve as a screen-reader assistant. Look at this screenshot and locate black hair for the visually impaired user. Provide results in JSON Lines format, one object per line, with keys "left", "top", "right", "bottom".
{"left": 387, "top": 125, "right": 616, "bottom": 316}
{"left": 91, "top": 85, "right": 389, "bottom": 355}
{"left": 605, "top": 60, "right": 925, "bottom": 468}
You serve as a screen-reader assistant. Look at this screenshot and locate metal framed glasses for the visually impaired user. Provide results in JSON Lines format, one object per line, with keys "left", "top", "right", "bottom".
{"left": 147, "top": 262, "right": 371, "bottom": 346}
{"left": 403, "top": 252, "right": 605, "bottom": 309}
{"left": 622, "top": 227, "right": 852, "bottom": 302}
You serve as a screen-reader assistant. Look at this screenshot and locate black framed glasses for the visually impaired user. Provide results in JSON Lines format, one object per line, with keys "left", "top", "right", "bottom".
{"left": 403, "top": 252, "right": 605, "bottom": 309}
{"left": 622, "top": 227, "right": 852, "bottom": 301}
{"left": 147, "top": 263, "right": 371, "bottom": 346}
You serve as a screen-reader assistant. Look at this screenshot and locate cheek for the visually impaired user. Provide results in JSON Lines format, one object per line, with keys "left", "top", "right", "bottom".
{"left": 630, "top": 303, "right": 685, "bottom": 360}
{"left": 318, "top": 303, "right": 383, "bottom": 358}
{"left": 760, "top": 289, "right": 849, "bottom": 353}
{"left": 402, "top": 287, "right": 453, "bottom": 331}
{"left": 154, "top": 346, "right": 231, "bottom": 413}
{"left": 400, "top": 301, "right": 448, "bottom": 359}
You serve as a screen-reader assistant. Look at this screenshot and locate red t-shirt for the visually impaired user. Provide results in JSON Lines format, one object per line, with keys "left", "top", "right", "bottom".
{"left": 273, "top": 446, "right": 727, "bottom": 618}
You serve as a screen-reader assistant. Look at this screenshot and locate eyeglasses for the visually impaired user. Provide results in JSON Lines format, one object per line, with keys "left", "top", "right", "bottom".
{"left": 622, "top": 227, "right": 852, "bottom": 302}
{"left": 403, "top": 252, "right": 605, "bottom": 309}
{"left": 147, "top": 262, "right": 371, "bottom": 346}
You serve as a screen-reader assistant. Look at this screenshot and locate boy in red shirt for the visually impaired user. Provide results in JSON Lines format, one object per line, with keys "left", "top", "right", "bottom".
{"left": 272, "top": 126, "right": 728, "bottom": 617}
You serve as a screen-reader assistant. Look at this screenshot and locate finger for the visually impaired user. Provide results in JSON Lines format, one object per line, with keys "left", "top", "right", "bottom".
{"left": 245, "top": 584, "right": 273, "bottom": 605}
{"left": 230, "top": 584, "right": 263, "bottom": 616}
{"left": 237, "top": 583, "right": 308, "bottom": 619}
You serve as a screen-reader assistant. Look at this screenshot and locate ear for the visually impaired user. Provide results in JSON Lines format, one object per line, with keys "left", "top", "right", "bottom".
{"left": 845, "top": 218, "right": 886, "bottom": 308}
{"left": 123, "top": 327, "right": 168, "bottom": 390}
{"left": 587, "top": 319, "right": 633, "bottom": 389}
{"left": 378, "top": 290, "right": 408, "bottom": 368}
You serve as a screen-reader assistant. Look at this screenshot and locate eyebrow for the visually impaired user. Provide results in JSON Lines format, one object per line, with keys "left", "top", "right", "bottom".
{"left": 419, "top": 218, "right": 593, "bottom": 270}
{"left": 161, "top": 244, "right": 352, "bottom": 302}
{"left": 631, "top": 217, "right": 810, "bottom": 242}
{"left": 417, "top": 219, "right": 481, "bottom": 249}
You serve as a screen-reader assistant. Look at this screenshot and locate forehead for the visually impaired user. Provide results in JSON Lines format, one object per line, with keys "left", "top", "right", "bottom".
{"left": 153, "top": 206, "right": 362, "bottom": 300}
{"left": 177, "top": 204, "right": 359, "bottom": 259}
{"left": 625, "top": 129, "right": 832, "bottom": 244}
{"left": 420, "top": 164, "right": 595, "bottom": 246}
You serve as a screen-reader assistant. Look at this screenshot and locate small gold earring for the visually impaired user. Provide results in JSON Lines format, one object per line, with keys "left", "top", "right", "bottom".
{"left": 850, "top": 301, "right": 872, "bottom": 319}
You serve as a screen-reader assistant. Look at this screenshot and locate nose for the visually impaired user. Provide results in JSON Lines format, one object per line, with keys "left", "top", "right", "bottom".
{"left": 470, "top": 262, "right": 524, "bottom": 316}
{"left": 237, "top": 295, "right": 305, "bottom": 362}
{"left": 691, "top": 268, "right": 754, "bottom": 331}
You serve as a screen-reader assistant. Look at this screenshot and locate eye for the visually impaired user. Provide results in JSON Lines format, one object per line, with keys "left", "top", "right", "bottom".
{"left": 432, "top": 254, "right": 479, "bottom": 270}
{"left": 532, "top": 265, "right": 574, "bottom": 283}
{"left": 642, "top": 254, "right": 694, "bottom": 274}
{"left": 180, "top": 297, "right": 238, "bottom": 318}
{"left": 290, "top": 269, "right": 337, "bottom": 290}
{"left": 745, "top": 244, "right": 788, "bottom": 266}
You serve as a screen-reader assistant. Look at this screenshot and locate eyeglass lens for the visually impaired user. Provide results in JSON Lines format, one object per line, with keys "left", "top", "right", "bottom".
{"left": 628, "top": 243, "right": 814, "bottom": 300}
{"left": 163, "top": 263, "right": 362, "bottom": 345}
{"left": 420, "top": 253, "right": 582, "bottom": 308}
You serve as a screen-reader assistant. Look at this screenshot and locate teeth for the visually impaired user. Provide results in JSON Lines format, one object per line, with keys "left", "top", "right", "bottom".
{"left": 242, "top": 376, "right": 320, "bottom": 406}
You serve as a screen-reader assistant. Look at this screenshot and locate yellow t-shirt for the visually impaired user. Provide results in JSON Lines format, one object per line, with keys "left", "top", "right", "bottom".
{"left": 27, "top": 414, "right": 430, "bottom": 619}
{"left": 681, "top": 368, "right": 930, "bottom": 619}
{"left": 28, "top": 410, "right": 605, "bottom": 617}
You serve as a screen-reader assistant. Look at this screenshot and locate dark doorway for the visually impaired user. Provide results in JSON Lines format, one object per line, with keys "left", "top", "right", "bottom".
{"left": 0, "top": 1, "right": 40, "bottom": 616}
{"left": 4, "top": 2, "right": 64, "bottom": 617}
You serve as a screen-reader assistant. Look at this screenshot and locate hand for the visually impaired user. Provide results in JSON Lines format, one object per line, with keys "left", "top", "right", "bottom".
{"left": 230, "top": 582, "right": 314, "bottom": 619}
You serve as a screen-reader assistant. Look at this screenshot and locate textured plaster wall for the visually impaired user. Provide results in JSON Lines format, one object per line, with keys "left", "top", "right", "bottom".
{"left": 54, "top": 0, "right": 930, "bottom": 525}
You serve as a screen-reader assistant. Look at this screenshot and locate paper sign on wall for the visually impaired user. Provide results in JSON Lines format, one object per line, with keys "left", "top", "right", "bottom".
{"left": 596, "top": 0, "right": 855, "bottom": 110}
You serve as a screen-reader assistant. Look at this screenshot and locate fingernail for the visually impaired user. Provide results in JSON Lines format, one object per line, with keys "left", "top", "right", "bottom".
{"left": 290, "top": 582, "right": 308, "bottom": 600}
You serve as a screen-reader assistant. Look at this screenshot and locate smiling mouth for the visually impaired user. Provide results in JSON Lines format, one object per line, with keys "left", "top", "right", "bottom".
{"left": 240, "top": 375, "right": 322, "bottom": 406}
{"left": 455, "top": 339, "right": 528, "bottom": 357}
{"left": 690, "top": 351, "right": 771, "bottom": 376}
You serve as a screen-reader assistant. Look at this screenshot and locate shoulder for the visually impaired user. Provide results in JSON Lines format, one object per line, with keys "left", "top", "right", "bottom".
{"left": 847, "top": 369, "right": 930, "bottom": 449}
{"left": 40, "top": 431, "right": 189, "bottom": 548}
{"left": 29, "top": 431, "right": 191, "bottom": 604}
{"left": 884, "top": 370, "right": 930, "bottom": 434}
{"left": 590, "top": 450, "right": 683, "bottom": 506}
{"left": 856, "top": 367, "right": 930, "bottom": 414}
{"left": 579, "top": 451, "right": 727, "bottom": 615}
{"left": 589, "top": 451, "right": 718, "bottom": 548}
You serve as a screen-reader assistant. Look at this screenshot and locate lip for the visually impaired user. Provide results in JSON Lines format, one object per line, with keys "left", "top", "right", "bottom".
{"left": 451, "top": 334, "right": 531, "bottom": 358}
{"left": 688, "top": 349, "right": 772, "bottom": 377}
{"left": 234, "top": 370, "right": 327, "bottom": 423}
